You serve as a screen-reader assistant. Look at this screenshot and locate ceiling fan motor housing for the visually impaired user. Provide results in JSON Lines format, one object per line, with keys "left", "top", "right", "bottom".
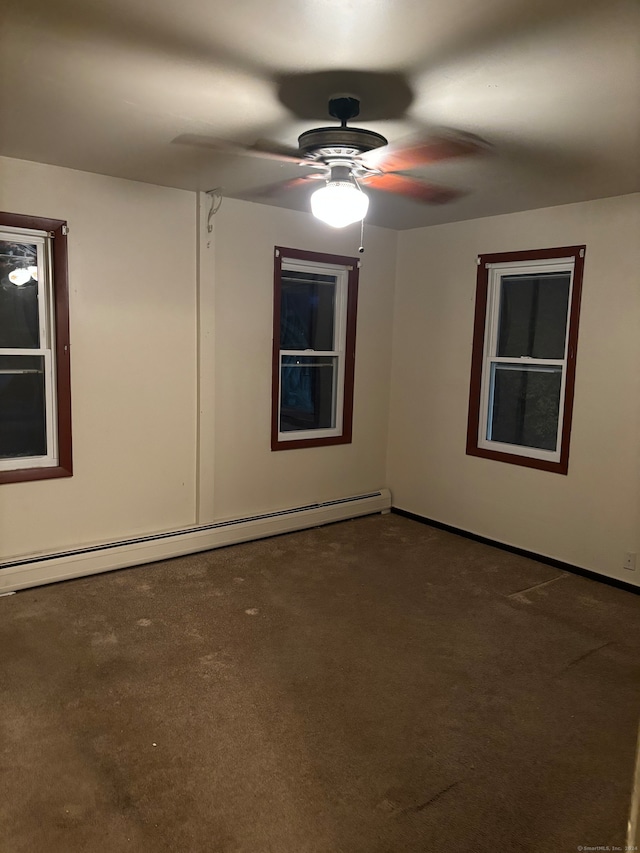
{"left": 298, "top": 127, "right": 388, "bottom": 159}
{"left": 297, "top": 97, "right": 388, "bottom": 174}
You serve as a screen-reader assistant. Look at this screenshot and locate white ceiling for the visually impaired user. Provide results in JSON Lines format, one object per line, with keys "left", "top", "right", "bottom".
{"left": 1, "top": 0, "right": 639, "bottom": 229}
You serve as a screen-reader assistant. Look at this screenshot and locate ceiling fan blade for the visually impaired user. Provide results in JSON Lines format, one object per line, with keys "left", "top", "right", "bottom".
{"left": 249, "top": 138, "right": 308, "bottom": 162}
{"left": 359, "top": 133, "right": 488, "bottom": 172}
{"left": 241, "top": 173, "right": 325, "bottom": 199}
{"left": 173, "top": 133, "right": 305, "bottom": 164}
{"left": 360, "top": 173, "right": 463, "bottom": 204}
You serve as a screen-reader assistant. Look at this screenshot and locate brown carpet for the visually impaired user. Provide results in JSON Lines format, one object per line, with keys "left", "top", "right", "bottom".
{"left": 1, "top": 513, "right": 639, "bottom": 852}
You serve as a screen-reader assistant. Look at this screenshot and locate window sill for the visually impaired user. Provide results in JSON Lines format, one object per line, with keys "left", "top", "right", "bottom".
{"left": 271, "top": 433, "right": 352, "bottom": 451}
{"left": 0, "top": 463, "right": 73, "bottom": 485}
{"left": 466, "top": 444, "right": 568, "bottom": 474}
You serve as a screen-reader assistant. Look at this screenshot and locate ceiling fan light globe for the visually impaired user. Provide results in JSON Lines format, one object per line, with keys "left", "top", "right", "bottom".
{"left": 310, "top": 182, "right": 369, "bottom": 228}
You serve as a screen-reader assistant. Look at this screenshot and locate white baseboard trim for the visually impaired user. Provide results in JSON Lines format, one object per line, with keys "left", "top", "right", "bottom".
{"left": 0, "top": 489, "right": 391, "bottom": 593}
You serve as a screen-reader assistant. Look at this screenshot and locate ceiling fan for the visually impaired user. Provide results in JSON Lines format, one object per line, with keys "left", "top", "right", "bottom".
{"left": 180, "top": 97, "right": 487, "bottom": 228}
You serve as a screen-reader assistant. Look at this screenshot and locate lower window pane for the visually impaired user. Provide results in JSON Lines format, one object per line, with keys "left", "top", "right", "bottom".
{"left": 280, "top": 356, "right": 337, "bottom": 432}
{"left": 489, "top": 364, "right": 562, "bottom": 452}
{"left": 0, "top": 355, "right": 47, "bottom": 458}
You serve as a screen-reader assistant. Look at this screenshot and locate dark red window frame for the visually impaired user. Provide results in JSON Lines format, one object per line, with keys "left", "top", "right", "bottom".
{"left": 466, "top": 245, "right": 585, "bottom": 475}
{"left": 0, "top": 211, "right": 72, "bottom": 484}
{"left": 271, "top": 246, "right": 359, "bottom": 451}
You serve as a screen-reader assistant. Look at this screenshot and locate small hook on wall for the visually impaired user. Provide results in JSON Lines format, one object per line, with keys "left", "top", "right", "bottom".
{"left": 205, "top": 188, "right": 223, "bottom": 233}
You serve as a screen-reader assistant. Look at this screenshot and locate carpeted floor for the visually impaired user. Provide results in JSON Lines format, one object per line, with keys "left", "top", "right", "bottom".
{"left": 1, "top": 513, "right": 639, "bottom": 853}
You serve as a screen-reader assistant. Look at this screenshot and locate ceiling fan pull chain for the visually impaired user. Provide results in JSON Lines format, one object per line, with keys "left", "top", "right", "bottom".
{"left": 350, "top": 172, "right": 366, "bottom": 252}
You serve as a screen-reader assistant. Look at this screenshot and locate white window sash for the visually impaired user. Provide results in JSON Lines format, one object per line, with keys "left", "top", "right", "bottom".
{"left": 278, "top": 260, "right": 348, "bottom": 442}
{"left": 0, "top": 229, "right": 59, "bottom": 469}
{"left": 477, "top": 258, "right": 575, "bottom": 462}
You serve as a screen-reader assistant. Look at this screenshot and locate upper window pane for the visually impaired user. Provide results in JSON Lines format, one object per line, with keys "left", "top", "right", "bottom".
{"left": 0, "top": 240, "right": 40, "bottom": 348}
{"left": 497, "top": 272, "right": 570, "bottom": 359}
{"left": 280, "top": 270, "right": 336, "bottom": 351}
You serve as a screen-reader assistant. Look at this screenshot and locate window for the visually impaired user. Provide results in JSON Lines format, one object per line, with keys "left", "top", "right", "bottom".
{"left": 0, "top": 212, "right": 72, "bottom": 484}
{"left": 272, "top": 246, "right": 359, "bottom": 450}
{"left": 467, "top": 245, "right": 585, "bottom": 474}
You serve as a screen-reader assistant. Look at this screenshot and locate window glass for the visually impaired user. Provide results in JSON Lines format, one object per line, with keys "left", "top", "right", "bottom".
{"left": 466, "top": 246, "right": 584, "bottom": 473}
{"left": 489, "top": 364, "right": 562, "bottom": 451}
{"left": 497, "top": 272, "right": 570, "bottom": 359}
{"left": 280, "top": 355, "right": 337, "bottom": 432}
{"left": 0, "top": 240, "right": 40, "bottom": 348}
{"left": 280, "top": 271, "right": 336, "bottom": 351}
{"left": 0, "top": 214, "right": 72, "bottom": 483}
{"left": 272, "top": 247, "right": 358, "bottom": 450}
{"left": 0, "top": 354, "right": 47, "bottom": 458}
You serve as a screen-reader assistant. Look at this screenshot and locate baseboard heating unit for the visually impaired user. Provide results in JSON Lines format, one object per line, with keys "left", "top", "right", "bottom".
{"left": 0, "top": 489, "right": 391, "bottom": 593}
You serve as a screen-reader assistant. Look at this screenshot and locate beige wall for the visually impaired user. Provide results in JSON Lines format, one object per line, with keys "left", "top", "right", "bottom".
{"left": 207, "top": 198, "right": 397, "bottom": 521}
{"left": 387, "top": 194, "right": 640, "bottom": 584}
{"left": 0, "top": 157, "right": 199, "bottom": 558}
{"left": 0, "top": 159, "right": 396, "bottom": 560}
{"left": 2, "top": 154, "right": 636, "bottom": 586}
